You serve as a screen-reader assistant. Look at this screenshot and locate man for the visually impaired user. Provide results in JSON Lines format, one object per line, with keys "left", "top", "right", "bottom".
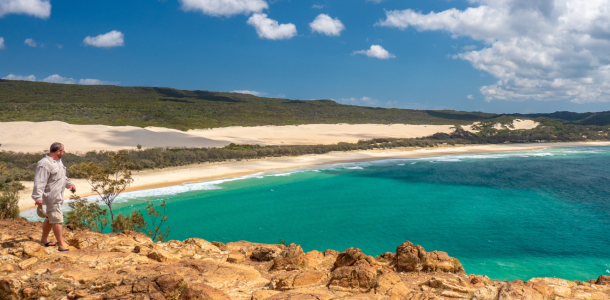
{"left": 32, "top": 142, "right": 76, "bottom": 251}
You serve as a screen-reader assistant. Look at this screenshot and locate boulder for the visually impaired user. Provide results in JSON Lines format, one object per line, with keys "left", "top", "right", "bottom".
{"left": 425, "top": 251, "right": 464, "bottom": 273}
{"left": 597, "top": 275, "right": 610, "bottom": 285}
{"left": 328, "top": 259, "right": 378, "bottom": 293}
{"left": 252, "top": 247, "right": 280, "bottom": 261}
{"left": 179, "top": 283, "right": 231, "bottom": 300}
{"left": 22, "top": 241, "right": 46, "bottom": 258}
{"left": 273, "top": 243, "right": 304, "bottom": 270}
{"left": 334, "top": 247, "right": 366, "bottom": 269}
{"left": 396, "top": 241, "right": 427, "bottom": 272}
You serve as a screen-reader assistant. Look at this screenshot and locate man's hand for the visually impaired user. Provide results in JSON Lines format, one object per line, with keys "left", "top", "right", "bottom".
{"left": 69, "top": 185, "right": 76, "bottom": 193}
{"left": 35, "top": 200, "right": 43, "bottom": 207}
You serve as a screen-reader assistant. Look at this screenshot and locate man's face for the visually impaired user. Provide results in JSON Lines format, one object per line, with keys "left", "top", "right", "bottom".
{"left": 56, "top": 145, "right": 65, "bottom": 159}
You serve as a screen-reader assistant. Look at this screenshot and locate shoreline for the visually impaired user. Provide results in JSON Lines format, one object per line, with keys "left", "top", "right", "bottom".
{"left": 18, "top": 141, "right": 610, "bottom": 213}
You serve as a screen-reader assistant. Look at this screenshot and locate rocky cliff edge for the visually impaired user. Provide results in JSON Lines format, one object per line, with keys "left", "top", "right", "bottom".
{"left": 0, "top": 218, "right": 609, "bottom": 300}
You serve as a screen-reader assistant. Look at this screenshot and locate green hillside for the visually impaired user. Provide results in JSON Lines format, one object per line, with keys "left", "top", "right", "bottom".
{"left": 3, "top": 80, "right": 610, "bottom": 129}
{"left": 0, "top": 80, "right": 498, "bottom": 130}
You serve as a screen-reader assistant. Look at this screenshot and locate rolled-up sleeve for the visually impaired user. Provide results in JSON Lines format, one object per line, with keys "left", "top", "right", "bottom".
{"left": 31, "top": 164, "right": 49, "bottom": 202}
{"left": 64, "top": 174, "right": 73, "bottom": 189}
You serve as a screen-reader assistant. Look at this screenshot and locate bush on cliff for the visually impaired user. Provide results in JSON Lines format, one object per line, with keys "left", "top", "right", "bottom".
{"left": 0, "top": 162, "right": 24, "bottom": 220}
{"left": 65, "top": 153, "right": 170, "bottom": 242}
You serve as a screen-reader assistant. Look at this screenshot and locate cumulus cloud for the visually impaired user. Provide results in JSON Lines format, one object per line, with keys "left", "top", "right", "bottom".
{"left": 24, "top": 38, "right": 37, "bottom": 47}
{"left": 232, "top": 90, "right": 267, "bottom": 96}
{"left": 0, "top": 37, "right": 5, "bottom": 49}
{"left": 366, "top": 0, "right": 384, "bottom": 3}
{"left": 467, "top": 94, "right": 474, "bottom": 99}
{"left": 247, "top": 13, "right": 297, "bottom": 40}
{"left": 0, "top": 0, "right": 51, "bottom": 19}
{"left": 353, "top": 45, "right": 395, "bottom": 59}
{"left": 2, "top": 74, "right": 36, "bottom": 81}
{"left": 83, "top": 30, "right": 124, "bottom": 48}
{"left": 179, "top": 0, "right": 267, "bottom": 17}
{"left": 310, "top": 14, "right": 345, "bottom": 36}
{"left": 43, "top": 74, "right": 76, "bottom": 84}
{"left": 3, "top": 73, "right": 113, "bottom": 85}
{"left": 378, "top": 0, "right": 610, "bottom": 104}
{"left": 312, "top": 4, "right": 324, "bottom": 9}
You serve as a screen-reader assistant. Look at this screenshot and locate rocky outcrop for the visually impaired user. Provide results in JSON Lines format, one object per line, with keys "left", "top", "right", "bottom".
{"left": 0, "top": 218, "right": 608, "bottom": 300}
{"left": 273, "top": 243, "right": 305, "bottom": 270}
{"left": 396, "top": 241, "right": 428, "bottom": 272}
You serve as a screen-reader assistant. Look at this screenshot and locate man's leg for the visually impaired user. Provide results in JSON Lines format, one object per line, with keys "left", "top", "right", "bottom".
{"left": 41, "top": 219, "right": 53, "bottom": 244}
{"left": 51, "top": 224, "right": 68, "bottom": 250}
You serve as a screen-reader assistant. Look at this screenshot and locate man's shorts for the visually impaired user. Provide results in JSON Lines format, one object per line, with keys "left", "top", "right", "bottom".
{"left": 46, "top": 203, "right": 64, "bottom": 224}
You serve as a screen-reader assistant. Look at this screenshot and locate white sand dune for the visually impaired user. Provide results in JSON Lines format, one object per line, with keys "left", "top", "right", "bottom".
{"left": 0, "top": 120, "right": 538, "bottom": 153}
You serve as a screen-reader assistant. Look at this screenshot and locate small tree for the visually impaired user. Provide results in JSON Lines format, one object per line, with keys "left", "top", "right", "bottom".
{"left": 0, "top": 163, "right": 24, "bottom": 220}
{"left": 64, "top": 196, "right": 109, "bottom": 232}
{"left": 145, "top": 200, "right": 170, "bottom": 242}
{"left": 111, "top": 210, "right": 147, "bottom": 233}
{"left": 79, "top": 151, "right": 133, "bottom": 221}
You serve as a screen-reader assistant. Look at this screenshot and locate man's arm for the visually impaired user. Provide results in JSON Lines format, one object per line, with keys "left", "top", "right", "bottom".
{"left": 65, "top": 173, "right": 76, "bottom": 193}
{"left": 31, "top": 164, "right": 49, "bottom": 206}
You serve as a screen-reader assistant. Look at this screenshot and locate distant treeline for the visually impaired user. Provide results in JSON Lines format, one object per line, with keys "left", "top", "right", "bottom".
{"left": 1, "top": 121, "right": 608, "bottom": 184}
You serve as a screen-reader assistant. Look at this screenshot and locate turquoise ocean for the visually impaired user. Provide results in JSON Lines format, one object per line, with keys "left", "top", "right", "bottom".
{"left": 23, "top": 146, "right": 610, "bottom": 281}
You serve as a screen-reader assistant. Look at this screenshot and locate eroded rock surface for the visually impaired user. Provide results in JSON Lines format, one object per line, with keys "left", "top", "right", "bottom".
{"left": 0, "top": 218, "right": 607, "bottom": 300}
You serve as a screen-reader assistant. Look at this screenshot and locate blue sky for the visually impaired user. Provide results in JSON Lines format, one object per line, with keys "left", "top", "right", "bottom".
{"left": 2, "top": 0, "right": 610, "bottom": 113}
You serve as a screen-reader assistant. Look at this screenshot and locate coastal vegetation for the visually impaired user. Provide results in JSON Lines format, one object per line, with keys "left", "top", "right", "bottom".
{"left": 65, "top": 153, "right": 170, "bottom": 241}
{"left": 4, "top": 80, "right": 610, "bottom": 130}
{"left": 0, "top": 163, "right": 23, "bottom": 219}
{"left": 1, "top": 121, "right": 609, "bottom": 182}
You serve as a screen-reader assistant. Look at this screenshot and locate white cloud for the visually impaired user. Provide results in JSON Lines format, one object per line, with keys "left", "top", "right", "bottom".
{"left": 79, "top": 78, "right": 110, "bottom": 85}
{"left": 179, "top": 0, "right": 267, "bottom": 17}
{"left": 339, "top": 96, "right": 380, "bottom": 106}
{"left": 0, "top": 0, "right": 51, "bottom": 19}
{"left": 3, "top": 73, "right": 114, "bottom": 85}
{"left": 43, "top": 74, "right": 76, "bottom": 84}
{"left": 24, "top": 38, "right": 36, "bottom": 47}
{"left": 310, "top": 14, "right": 345, "bottom": 36}
{"left": 353, "top": 45, "right": 395, "bottom": 59}
{"left": 467, "top": 94, "right": 474, "bottom": 99}
{"left": 378, "top": 0, "right": 610, "bottom": 104}
{"left": 83, "top": 30, "right": 124, "bottom": 48}
{"left": 312, "top": 4, "right": 324, "bottom": 9}
{"left": 247, "top": 13, "right": 297, "bottom": 40}
{"left": 232, "top": 90, "right": 266, "bottom": 96}
{"left": 0, "top": 37, "right": 5, "bottom": 49}
{"left": 2, "top": 74, "right": 36, "bottom": 81}
{"left": 462, "top": 45, "right": 476, "bottom": 51}
{"left": 366, "top": 0, "right": 384, "bottom": 3}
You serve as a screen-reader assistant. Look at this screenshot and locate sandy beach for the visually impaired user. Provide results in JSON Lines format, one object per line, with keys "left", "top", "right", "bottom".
{"left": 0, "top": 120, "right": 537, "bottom": 153}
{"left": 17, "top": 141, "right": 610, "bottom": 212}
